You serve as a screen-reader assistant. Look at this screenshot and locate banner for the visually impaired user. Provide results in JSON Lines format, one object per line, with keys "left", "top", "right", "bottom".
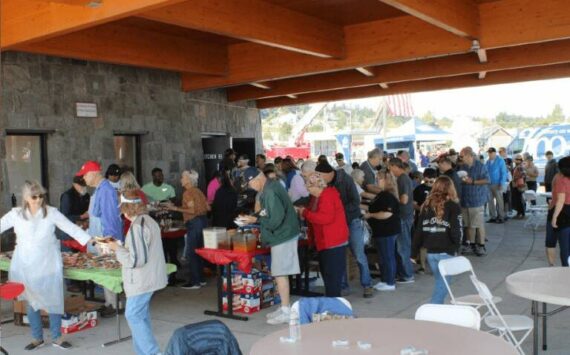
{"left": 336, "top": 134, "right": 352, "bottom": 164}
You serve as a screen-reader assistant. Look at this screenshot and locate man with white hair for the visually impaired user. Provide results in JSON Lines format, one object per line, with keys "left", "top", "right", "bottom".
{"left": 458, "top": 147, "right": 490, "bottom": 256}
{"left": 360, "top": 148, "right": 383, "bottom": 194}
{"left": 76, "top": 160, "right": 123, "bottom": 318}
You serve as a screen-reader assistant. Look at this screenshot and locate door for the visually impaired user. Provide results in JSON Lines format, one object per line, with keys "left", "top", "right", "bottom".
{"left": 201, "top": 134, "right": 231, "bottom": 183}
{"left": 232, "top": 138, "right": 256, "bottom": 167}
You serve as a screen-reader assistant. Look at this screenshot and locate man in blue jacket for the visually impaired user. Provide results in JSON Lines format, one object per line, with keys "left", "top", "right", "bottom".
{"left": 484, "top": 148, "right": 508, "bottom": 224}
{"left": 77, "top": 160, "right": 123, "bottom": 317}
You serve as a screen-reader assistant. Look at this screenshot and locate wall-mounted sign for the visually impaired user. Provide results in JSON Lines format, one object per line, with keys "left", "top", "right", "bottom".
{"left": 76, "top": 102, "right": 98, "bottom": 118}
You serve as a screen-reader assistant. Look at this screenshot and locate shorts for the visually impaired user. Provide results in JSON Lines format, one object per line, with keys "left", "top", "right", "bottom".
{"left": 462, "top": 207, "right": 484, "bottom": 229}
{"left": 271, "top": 236, "right": 300, "bottom": 277}
{"left": 546, "top": 209, "right": 558, "bottom": 248}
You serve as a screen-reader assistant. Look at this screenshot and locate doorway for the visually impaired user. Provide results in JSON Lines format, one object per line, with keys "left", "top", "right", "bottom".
{"left": 201, "top": 133, "right": 231, "bottom": 185}
{"left": 232, "top": 138, "right": 256, "bottom": 167}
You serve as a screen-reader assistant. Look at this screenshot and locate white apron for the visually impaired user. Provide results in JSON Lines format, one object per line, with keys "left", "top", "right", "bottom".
{"left": 0, "top": 207, "right": 91, "bottom": 314}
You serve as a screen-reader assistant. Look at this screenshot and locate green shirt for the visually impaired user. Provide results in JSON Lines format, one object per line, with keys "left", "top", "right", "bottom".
{"left": 142, "top": 183, "right": 176, "bottom": 202}
{"left": 259, "top": 180, "right": 300, "bottom": 247}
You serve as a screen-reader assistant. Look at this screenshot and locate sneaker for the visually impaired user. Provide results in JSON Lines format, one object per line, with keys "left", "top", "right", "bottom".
{"left": 100, "top": 305, "right": 117, "bottom": 318}
{"left": 363, "top": 287, "right": 374, "bottom": 298}
{"left": 266, "top": 308, "right": 282, "bottom": 319}
{"left": 24, "top": 340, "right": 44, "bottom": 351}
{"left": 52, "top": 340, "right": 72, "bottom": 350}
{"left": 474, "top": 244, "right": 487, "bottom": 257}
{"left": 181, "top": 283, "right": 201, "bottom": 290}
{"left": 267, "top": 310, "right": 290, "bottom": 325}
{"left": 460, "top": 244, "right": 473, "bottom": 255}
{"left": 200, "top": 281, "right": 207, "bottom": 286}
{"left": 373, "top": 281, "right": 387, "bottom": 289}
{"left": 416, "top": 267, "right": 425, "bottom": 275}
{"left": 495, "top": 218, "right": 504, "bottom": 224}
{"left": 396, "top": 278, "right": 415, "bottom": 284}
{"left": 375, "top": 283, "right": 396, "bottom": 291}
{"left": 486, "top": 218, "right": 497, "bottom": 223}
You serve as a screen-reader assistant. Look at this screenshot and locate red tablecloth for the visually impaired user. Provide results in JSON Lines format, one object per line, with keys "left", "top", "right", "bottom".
{"left": 161, "top": 228, "right": 186, "bottom": 239}
{"left": 196, "top": 248, "right": 270, "bottom": 273}
{"left": 62, "top": 240, "right": 87, "bottom": 253}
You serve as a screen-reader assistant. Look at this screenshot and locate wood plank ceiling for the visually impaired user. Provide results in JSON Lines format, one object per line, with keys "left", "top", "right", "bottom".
{"left": 3, "top": 0, "right": 570, "bottom": 108}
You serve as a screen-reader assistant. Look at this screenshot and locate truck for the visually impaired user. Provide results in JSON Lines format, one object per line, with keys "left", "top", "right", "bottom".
{"left": 507, "top": 124, "right": 570, "bottom": 183}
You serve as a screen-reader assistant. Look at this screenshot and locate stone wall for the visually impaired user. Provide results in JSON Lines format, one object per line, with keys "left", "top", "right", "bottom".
{"left": 0, "top": 52, "right": 262, "bottom": 213}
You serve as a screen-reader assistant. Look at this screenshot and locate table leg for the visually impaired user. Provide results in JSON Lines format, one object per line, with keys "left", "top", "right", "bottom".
{"left": 102, "top": 292, "right": 131, "bottom": 347}
{"left": 203, "top": 263, "right": 248, "bottom": 321}
{"left": 542, "top": 302, "right": 547, "bottom": 351}
{"left": 532, "top": 301, "right": 538, "bottom": 355}
{"left": 290, "top": 244, "right": 322, "bottom": 297}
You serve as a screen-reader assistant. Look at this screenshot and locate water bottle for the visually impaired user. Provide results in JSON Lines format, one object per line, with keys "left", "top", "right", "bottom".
{"left": 289, "top": 310, "right": 301, "bottom": 342}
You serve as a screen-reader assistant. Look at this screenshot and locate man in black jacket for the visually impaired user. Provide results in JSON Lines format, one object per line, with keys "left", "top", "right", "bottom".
{"left": 58, "top": 176, "right": 90, "bottom": 240}
{"left": 316, "top": 161, "right": 374, "bottom": 298}
{"left": 438, "top": 157, "right": 462, "bottom": 202}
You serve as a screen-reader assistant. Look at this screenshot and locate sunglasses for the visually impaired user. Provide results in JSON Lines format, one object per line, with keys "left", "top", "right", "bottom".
{"left": 31, "top": 194, "right": 44, "bottom": 200}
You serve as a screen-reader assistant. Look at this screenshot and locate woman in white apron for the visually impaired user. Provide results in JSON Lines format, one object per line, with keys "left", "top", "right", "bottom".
{"left": 0, "top": 181, "right": 92, "bottom": 350}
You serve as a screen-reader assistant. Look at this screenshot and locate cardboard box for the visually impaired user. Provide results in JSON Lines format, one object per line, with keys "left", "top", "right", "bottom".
{"left": 260, "top": 280, "right": 281, "bottom": 309}
{"left": 14, "top": 295, "right": 99, "bottom": 333}
{"left": 223, "top": 269, "right": 262, "bottom": 294}
{"left": 222, "top": 292, "right": 261, "bottom": 314}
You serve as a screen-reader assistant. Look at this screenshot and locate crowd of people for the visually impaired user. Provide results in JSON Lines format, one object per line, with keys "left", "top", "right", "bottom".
{"left": 3, "top": 143, "right": 569, "bottom": 353}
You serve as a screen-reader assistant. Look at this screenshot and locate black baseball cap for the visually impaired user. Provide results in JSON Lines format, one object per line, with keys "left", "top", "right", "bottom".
{"left": 487, "top": 147, "right": 497, "bottom": 153}
{"left": 335, "top": 152, "right": 344, "bottom": 161}
{"left": 315, "top": 162, "right": 334, "bottom": 173}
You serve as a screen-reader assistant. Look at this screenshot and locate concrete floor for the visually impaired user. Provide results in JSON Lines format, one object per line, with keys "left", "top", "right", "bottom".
{"left": 1, "top": 215, "right": 569, "bottom": 355}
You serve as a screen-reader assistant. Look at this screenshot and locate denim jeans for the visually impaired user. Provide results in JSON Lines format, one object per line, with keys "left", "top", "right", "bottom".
{"left": 557, "top": 226, "right": 570, "bottom": 267}
{"left": 125, "top": 292, "right": 160, "bottom": 355}
{"left": 341, "top": 219, "right": 372, "bottom": 289}
{"left": 427, "top": 253, "right": 453, "bottom": 304}
{"left": 27, "top": 305, "right": 62, "bottom": 341}
{"left": 319, "top": 245, "right": 347, "bottom": 297}
{"left": 396, "top": 216, "right": 415, "bottom": 280}
{"left": 374, "top": 235, "right": 397, "bottom": 286}
{"left": 185, "top": 216, "right": 207, "bottom": 285}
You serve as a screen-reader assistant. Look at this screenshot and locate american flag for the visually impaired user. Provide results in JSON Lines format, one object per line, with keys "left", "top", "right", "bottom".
{"left": 385, "top": 94, "right": 415, "bottom": 118}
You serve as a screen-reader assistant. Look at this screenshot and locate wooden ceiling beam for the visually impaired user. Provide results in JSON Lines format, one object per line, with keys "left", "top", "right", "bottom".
{"left": 480, "top": 0, "right": 570, "bottom": 49}
{"left": 378, "top": 0, "right": 479, "bottom": 39}
{"left": 1, "top": 0, "right": 187, "bottom": 48}
{"left": 139, "top": 0, "right": 344, "bottom": 59}
{"left": 256, "top": 63, "right": 570, "bottom": 108}
{"left": 182, "top": 16, "right": 471, "bottom": 91}
{"left": 227, "top": 39, "right": 570, "bottom": 101}
{"left": 184, "top": 0, "right": 570, "bottom": 92}
{"left": 13, "top": 22, "right": 227, "bottom": 75}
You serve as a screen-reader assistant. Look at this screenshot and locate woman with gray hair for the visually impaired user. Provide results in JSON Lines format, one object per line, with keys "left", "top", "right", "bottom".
{"left": 298, "top": 175, "right": 349, "bottom": 297}
{"left": 167, "top": 170, "right": 208, "bottom": 289}
{"left": 0, "top": 181, "right": 92, "bottom": 350}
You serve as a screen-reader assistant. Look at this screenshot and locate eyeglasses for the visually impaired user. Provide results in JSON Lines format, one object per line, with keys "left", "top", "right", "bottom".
{"left": 31, "top": 194, "right": 44, "bottom": 200}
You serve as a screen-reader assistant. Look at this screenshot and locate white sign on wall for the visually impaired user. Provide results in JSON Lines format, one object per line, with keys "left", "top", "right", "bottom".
{"left": 76, "top": 102, "right": 98, "bottom": 118}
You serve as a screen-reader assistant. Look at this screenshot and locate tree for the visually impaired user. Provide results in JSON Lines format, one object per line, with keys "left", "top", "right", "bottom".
{"left": 546, "top": 104, "right": 565, "bottom": 124}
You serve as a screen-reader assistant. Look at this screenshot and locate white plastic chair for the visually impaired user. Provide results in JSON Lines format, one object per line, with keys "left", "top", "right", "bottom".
{"left": 523, "top": 190, "right": 548, "bottom": 230}
{"left": 470, "top": 275, "right": 533, "bottom": 355}
{"left": 438, "top": 256, "right": 502, "bottom": 316}
{"left": 415, "top": 304, "right": 481, "bottom": 330}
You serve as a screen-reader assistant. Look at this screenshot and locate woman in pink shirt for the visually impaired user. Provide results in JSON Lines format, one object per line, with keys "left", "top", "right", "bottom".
{"left": 206, "top": 171, "right": 221, "bottom": 206}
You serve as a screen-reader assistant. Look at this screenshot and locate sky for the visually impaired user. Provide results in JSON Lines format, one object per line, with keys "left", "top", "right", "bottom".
{"left": 336, "top": 77, "right": 570, "bottom": 119}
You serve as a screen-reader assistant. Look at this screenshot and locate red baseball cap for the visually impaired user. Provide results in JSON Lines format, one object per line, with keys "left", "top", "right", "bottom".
{"left": 76, "top": 161, "right": 102, "bottom": 176}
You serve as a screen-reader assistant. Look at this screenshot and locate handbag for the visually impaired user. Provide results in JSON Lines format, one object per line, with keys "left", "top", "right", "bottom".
{"left": 515, "top": 177, "right": 526, "bottom": 189}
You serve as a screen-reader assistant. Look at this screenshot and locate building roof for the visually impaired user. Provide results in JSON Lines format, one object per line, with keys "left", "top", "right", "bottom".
{"left": 4, "top": 1, "right": 570, "bottom": 108}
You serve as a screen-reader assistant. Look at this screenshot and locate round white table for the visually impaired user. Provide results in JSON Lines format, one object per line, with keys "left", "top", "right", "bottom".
{"left": 506, "top": 267, "right": 570, "bottom": 355}
{"left": 249, "top": 318, "right": 518, "bottom": 355}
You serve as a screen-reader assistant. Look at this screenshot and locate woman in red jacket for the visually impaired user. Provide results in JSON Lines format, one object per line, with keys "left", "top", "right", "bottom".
{"left": 300, "top": 175, "right": 349, "bottom": 297}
